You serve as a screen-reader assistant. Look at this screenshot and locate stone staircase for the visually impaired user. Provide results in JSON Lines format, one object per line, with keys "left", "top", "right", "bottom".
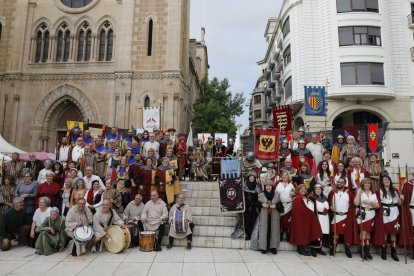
{"left": 163, "top": 181, "right": 249, "bottom": 249}
{"left": 163, "top": 181, "right": 411, "bottom": 256}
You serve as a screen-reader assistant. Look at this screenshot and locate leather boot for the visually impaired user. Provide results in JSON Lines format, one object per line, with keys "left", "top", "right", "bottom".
{"left": 345, "top": 245, "right": 352, "bottom": 258}
{"left": 391, "top": 242, "right": 399, "bottom": 262}
{"left": 365, "top": 243, "right": 373, "bottom": 260}
{"left": 286, "top": 231, "right": 290, "bottom": 242}
{"left": 280, "top": 231, "right": 284, "bottom": 241}
{"left": 310, "top": 248, "right": 317, "bottom": 257}
{"left": 298, "top": 246, "right": 310, "bottom": 256}
{"left": 329, "top": 246, "right": 335, "bottom": 256}
{"left": 360, "top": 241, "right": 365, "bottom": 260}
{"left": 381, "top": 246, "right": 387, "bottom": 260}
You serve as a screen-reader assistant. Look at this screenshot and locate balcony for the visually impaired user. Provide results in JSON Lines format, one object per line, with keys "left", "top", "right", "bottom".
{"left": 408, "top": 14, "right": 414, "bottom": 28}
{"left": 272, "top": 67, "right": 281, "bottom": 81}
{"left": 252, "top": 87, "right": 267, "bottom": 94}
{"left": 276, "top": 57, "right": 284, "bottom": 72}
{"left": 268, "top": 59, "right": 275, "bottom": 70}
{"left": 267, "top": 79, "right": 276, "bottom": 88}
{"left": 411, "top": 47, "right": 414, "bottom": 61}
{"left": 273, "top": 51, "right": 280, "bottom": 61}
{"left": 264, "top": 69, "right": 271, "bottom": 80}
{"left": 272, "top": 89, "right": 281, "bottom": 101}
{"left": 265, "top": 88, "right": 271, "bottom": 96}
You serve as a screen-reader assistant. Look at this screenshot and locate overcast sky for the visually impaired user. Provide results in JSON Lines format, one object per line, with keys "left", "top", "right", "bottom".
{"left": 190, "top": 0, "right": 283, "bottom": 130}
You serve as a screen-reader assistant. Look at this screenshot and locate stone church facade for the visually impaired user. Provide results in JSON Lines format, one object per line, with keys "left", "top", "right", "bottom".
{"left": 0, "top": 0, "right": 208, "bottom": 152}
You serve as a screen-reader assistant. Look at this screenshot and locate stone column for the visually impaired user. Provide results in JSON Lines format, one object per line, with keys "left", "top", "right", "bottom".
{"left": 49, "top": 35, "right": 55, "bottom": 62}
{"left": 91, "top": 34, "right": 97, "bottom": 60}
{"left": 11, "top": 95, "right": 20, "bottom": 143}
{"left": 69, "top": 34, "right": 75, "bottom": 62}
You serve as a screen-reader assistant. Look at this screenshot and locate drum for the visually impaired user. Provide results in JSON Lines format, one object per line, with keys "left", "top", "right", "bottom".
{"left": 127, "top": 224, "right": 136, "bottom": 248}
{"left": 173, "top": 209, "right": 188, "bottom": 233}
{"left": 139, "top": 231, "right": 155, "bottom": 252}
{"left": 104, "top": 225, "right": 131, "bottom": 253}
{"left": 73, "top": 225, "right": 94, "bottom": 244}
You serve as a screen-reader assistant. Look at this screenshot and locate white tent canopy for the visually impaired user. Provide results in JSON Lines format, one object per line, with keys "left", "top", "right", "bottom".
{"left": 0, "top": 135, "right": 26, "bottom": 154}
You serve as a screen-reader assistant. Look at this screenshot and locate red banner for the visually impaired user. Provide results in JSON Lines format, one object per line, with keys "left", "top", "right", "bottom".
{"left": 272, "top": 105, "right": 293, "bottom": 132}
{"left": 254, "top": 128, "right": 279, "bottom": 160}
{"left": 367, "top": 123, "right": 379, "bottom": 153}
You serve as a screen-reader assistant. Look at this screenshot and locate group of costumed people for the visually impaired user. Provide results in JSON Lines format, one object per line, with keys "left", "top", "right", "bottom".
{"left": 232, "top": 127, "right": 414, "bottom": 261}
{"left": 0, "top": 125, "right": 196, "bottom": 255}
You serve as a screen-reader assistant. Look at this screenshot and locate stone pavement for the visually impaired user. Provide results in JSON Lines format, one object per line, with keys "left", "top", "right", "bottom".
{"left": 1, "top": 246, "right": 413, "bottom": 276}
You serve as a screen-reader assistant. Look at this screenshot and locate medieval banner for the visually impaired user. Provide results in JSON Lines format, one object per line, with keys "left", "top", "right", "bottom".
{"left": 219, "top": 158, "right": 244, "bottom": 213}
{"left": 86, "top": 123, "right": 106, "bottom": 138}
{"left": 367, "top": 123, "right": 379, "bottom": 153}
{"left": 272, "top": 105, "right": 293, "bottom": 132}
{"left": 304, "top": 86, "right": 327, "bottom": 116}
{"left": 143, "top": 107, "right": 160, "bottom": 132}
{"left": 254, "top": 128, "right": 279, "bottom": 160}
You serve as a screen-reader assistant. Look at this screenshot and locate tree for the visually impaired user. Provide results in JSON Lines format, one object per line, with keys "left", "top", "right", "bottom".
{"left": 192, "top": 77, "right": 245, "bottom": 136}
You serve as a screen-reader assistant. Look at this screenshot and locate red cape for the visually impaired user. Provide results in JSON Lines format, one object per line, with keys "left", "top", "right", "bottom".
{"left": 289, "top": 195, "right": 323, "bottom": 245}
{"left": 328, "top": 188, "right": 359, "bottom": 245}
{"left": 399, "top": 182, "right": 414, "bottom": 249}
{"left": 372, "top": 190, "right": 386, "bottom": 247}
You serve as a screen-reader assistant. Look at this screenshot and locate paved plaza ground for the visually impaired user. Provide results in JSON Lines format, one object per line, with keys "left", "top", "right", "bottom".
{"left": 0, "top": 246, "right": 413, "bottom": 276}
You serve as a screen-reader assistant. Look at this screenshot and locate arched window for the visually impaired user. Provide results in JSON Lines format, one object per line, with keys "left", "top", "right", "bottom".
{"left": 98, "top": 21, "right": 114, "bottom": 61}
{"left": 0, "top": 22, "right": 2, "bottom": 41}
{"left": 77, "top": 21, "right": 92, "bottom": 61}
{"left": 147, "top": 19, "right": 153, "bottom": 56}
{"left": 56, "top": 23, "right": 70, "bottom": 62}
{"left": 34, "top": 23, "right": 50, "bottom": 63}
{"left": 144, "top": 96, "right": 150, "bottom": 108}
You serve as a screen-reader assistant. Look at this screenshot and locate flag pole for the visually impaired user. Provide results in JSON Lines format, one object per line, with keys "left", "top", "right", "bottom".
{"left": 400, "top": 164, "right": 408, "bottom": 264}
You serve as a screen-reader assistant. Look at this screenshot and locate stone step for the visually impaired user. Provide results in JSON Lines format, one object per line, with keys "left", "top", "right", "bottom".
{"left": 191, "top": 206, "right": 235, "bottom": 217}
{"left": 182, "top": 190, "right": 220, "bottom": 199}
{"left": 192, "top": 215, "right": 237, "bottom": 227}
{"left": 185, "top": 198, "right": 220, "bottom": 208}
{"left": 180, "top": 181, "right": 218, "bottom": 191}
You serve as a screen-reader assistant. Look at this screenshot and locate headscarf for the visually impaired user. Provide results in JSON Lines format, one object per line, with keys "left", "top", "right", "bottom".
{"left": 263, "top": 180, "right": 275, "bottom": 201}
{"left": 245, "top": 172, "right": 257, "bottom": 191}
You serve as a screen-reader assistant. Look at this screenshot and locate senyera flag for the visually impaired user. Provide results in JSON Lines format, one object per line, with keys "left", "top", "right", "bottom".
{"left": 254, "top": 128, "right": 279, "bottom": 160}
{"left": 367, "top": 123, "right": 379, "bottom": 154}
{"left": 273, "top": 105, "right": 293, "bottom": 132}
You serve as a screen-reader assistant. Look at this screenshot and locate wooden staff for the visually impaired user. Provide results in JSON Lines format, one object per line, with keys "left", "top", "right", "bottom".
{"left": 333, "top": 191, "right": 337, "bottom": 257}
{"left": 358, "top": 189, "right": 364, "bottom": 262}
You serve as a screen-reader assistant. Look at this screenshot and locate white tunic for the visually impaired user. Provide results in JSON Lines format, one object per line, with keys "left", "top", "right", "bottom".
{"left": 380, "top": 190, "right": 400, "bottom": 224}
{"left": 316, "top": 173, "right": 331, "bottom": 198}
{"left": 356, "top": 191, "right": 377, "bottom": 224}
{"left": 275, "top": 182, "right": 295, "bottom": 215}
{"left": 331, "top": 190, "right": 350, "bottom": 225}
{"left": 316, "top": 200, "right": 330, "bottom": 234}
{"left": 71, "top": 145, "right": 84, "bottom": 163}
{"left": 141, "top": 199, "right": 168, "bottom": 231}
{"left": 349, "top": 169, "right": 367, "bottom": 190}
{"left": 59, "top": 145, "right": 70, "bottom": 163}
{"left": 306, "top": 142, "right": 323, "bottom": 166}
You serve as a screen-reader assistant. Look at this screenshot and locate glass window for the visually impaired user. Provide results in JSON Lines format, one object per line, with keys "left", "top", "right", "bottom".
{"left": 144, "top": 96, "right": 150, "bottom": 108}
{"left": 337, "top": 0, "right": 351, "bottom": 12}
{"left": 63, "top": 31, "right": 70, "bottom": 62}
{"left": 254, "top": 95, "right": 261, "bottom": 105}
{"left": 35, "top": 32, "right": 42, "bottom": 63}
{"left": 371, "top": 63, "right": 384, "bottom": 84}
{"left": 77, "top": 30, "right": 84, "bottom": 61}
{"left": 284, "top": 77, "right": 292, "bottom": 99}
{"left": 338, "top": 27, "right": 354, "bottom": 46}
{"left": 43, "top": 31, "right": 49, "bottom": 63}
{"left": 60, "top": 0, "right": 93, "bottom": 8}
{"left": 147, "top": 19, "right": 153, "bottom": 56}
{"left": 283, "top": 45, "right": 291, "bottom": 66}
{"left": 0, "top": 23, "right": 2, "bottom": 41}
{"left": 341, "top": 63, "right": 356, "bottom": 85}
{"left": 282, "top": 17, "right": 290, "bottom": 37}
{"left": 254, "top": 110, "right": 262, "bottom": 119}
{"left": 341, "top": 63, "right": 384, "bottom": 85}
{"left": 106, "top": 30, "right": 113, "bottom": 61}
{"left": 56, "top": 31, "right": 63, "bottom": 62}
{"left": 99, "top": 30, "right": 106, "bottom": 61}
{"left": 85, "top": 30, "right": 92, "bottom": 61}
{"left": 338, "top": 26, "right": 381, "bottom": 46}
{"left": 336, "top": 0, "right": 378, "bottom": 13}
{"left": 357, "top": 63, "right": 370, "bottom": 85}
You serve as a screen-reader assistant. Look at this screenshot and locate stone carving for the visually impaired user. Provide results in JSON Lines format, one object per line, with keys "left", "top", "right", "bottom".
{"left": 33, "top": 84, "right": 97, "bottom": 126}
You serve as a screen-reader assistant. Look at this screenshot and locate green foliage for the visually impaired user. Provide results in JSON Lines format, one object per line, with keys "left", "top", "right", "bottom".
{"left": 192, "top": 76, "right": 245, "bottom": 136}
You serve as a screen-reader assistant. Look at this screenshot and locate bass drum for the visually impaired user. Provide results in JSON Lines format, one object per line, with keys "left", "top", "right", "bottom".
{"left": 104, "top": 225, "right": 131, "bottom": 253}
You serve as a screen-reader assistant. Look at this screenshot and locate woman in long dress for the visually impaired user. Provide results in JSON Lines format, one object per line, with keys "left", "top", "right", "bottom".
{"left": 258, "top": 180, "right": 280, "bottom": 255}
{"left": 275, "top": 170, "right": 296, "bottom": 241}
{"left": 243, "top": 172, "right": 260, "bottom": 240}
{"left": 35, "top": 207, "right": 66, "bottom": 256}
{"left": 316, "top": 160, "right": 332, "bottom": 197}
{"left": 367, "top": 154, "right": 381, "bottom": 193}
{"left": 312, "top": 184, "right": 329, "bottom": 255}
{"left": 56, "top": 178, "right": 73, "bottom": 216}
